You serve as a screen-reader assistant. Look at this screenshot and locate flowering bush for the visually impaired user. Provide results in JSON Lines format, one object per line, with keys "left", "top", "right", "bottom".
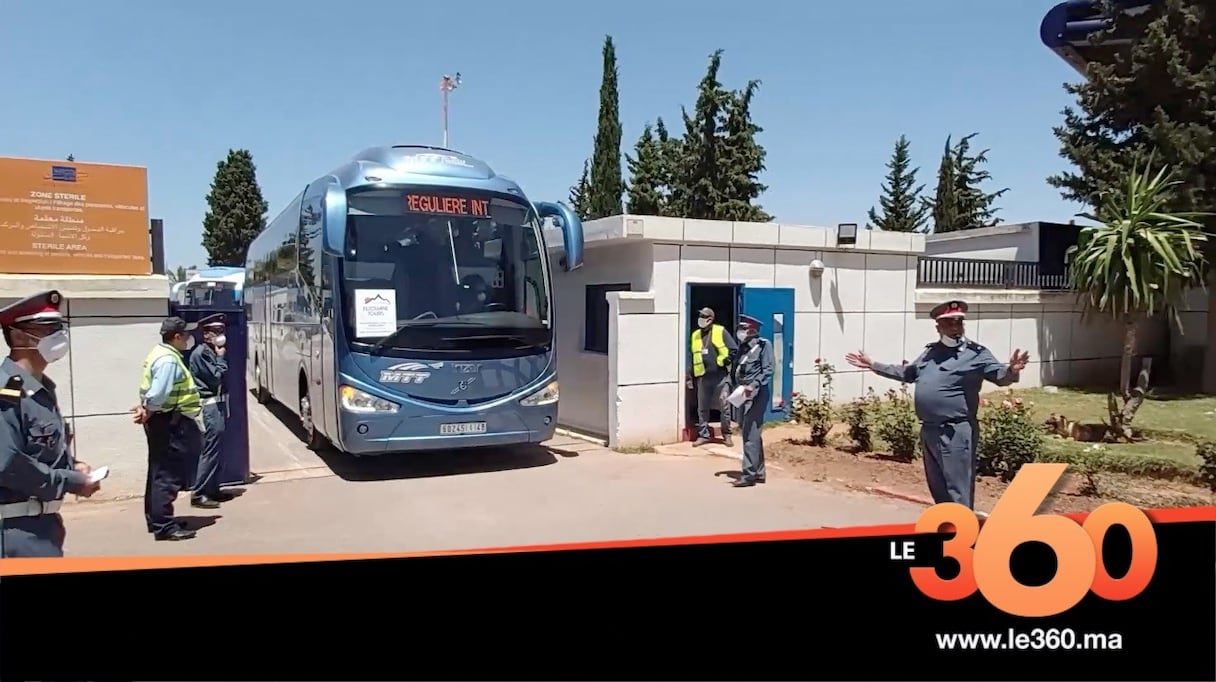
{"left": 791, "top": 358, "right": 836, "bottom": 446}
{"left": 874, "top": 385, "right": 919, "bottom": 461}
{"left": 842, "top": 388, "right": 881, "bottom": 452}
{"left": 977, "top": 390, "right": 1043, "bottom": 481}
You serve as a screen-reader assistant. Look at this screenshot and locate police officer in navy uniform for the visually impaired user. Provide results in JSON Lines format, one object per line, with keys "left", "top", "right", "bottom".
{"left": 731, "top": 314, "right": 774, "bottom": 488}
{"left": 187, "top": 313, "right": 233, "bottom": 509}
{"left": 0, "top": 290, "right": 102, "bottom": 557}
{"left": 845, "top": 300, "right": 1030, "bottom": 509}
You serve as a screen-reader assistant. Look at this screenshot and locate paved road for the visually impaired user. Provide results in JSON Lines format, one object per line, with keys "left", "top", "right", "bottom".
{"left": 59, "top": 400, "right": 924, "bottom": 557}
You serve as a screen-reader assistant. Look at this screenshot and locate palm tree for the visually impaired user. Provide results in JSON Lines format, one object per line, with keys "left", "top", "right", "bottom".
{"left": 1066, "top": 155, "right": 1213, "bottom": 439}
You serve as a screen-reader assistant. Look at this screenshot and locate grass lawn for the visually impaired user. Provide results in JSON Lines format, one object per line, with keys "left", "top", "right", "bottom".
{"left": 1003, "top": 387, "right": 1212, "bottom": 469}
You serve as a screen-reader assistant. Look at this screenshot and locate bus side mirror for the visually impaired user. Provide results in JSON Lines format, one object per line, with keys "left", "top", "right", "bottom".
{"left": 535, "top": 201, "right": 583, "bottom": 272}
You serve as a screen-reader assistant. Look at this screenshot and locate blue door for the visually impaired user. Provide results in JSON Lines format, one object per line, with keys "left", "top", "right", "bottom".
{"left": 739, "top": 287, "right": 795, "bottom": 423}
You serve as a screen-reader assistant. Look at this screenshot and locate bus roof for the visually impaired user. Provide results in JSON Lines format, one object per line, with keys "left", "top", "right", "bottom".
{"left": 320, "top": 145, "right": 530, "bottom": 199}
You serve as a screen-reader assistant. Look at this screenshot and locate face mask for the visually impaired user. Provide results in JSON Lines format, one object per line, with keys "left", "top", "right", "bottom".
{"left": 697, "top": 318, "right": 710, "bottom": 329}
{"left": 939, "top": 334, "right": 963, "bottom": 348}
{"left": 184, "top": 335, "right": 196, "bottom": 351}
{"left": 213, "top": 334, "right": 227, "bottom": 348}
{"left": 736, "top": 330, "right": 750, "bottom": 343}
{"left": 36, "top": 330, "right": 70, "bottom": 364}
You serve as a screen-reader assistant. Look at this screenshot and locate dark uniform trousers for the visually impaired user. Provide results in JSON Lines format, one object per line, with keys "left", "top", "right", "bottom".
{"left": 920, "top": 419, "right": 979, "bottom": 509}
{"left": 0, "top": 513, "right": 67, "bottom": 557}
{"left": 195, "top": 401, "right": 227, "bottom": 497}
{"left": 696, "top": 371, "right": 732, "bottom": 440}
{"left": 739, "top": 384, "right": 770, "bottom": 481}
{"left": 144, "top": 411, "right": 203, "bottom": 536}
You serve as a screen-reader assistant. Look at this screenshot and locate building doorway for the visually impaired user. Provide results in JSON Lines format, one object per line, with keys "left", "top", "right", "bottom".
{"left": 683, "top": 283, "right": 741, "bottom": 441}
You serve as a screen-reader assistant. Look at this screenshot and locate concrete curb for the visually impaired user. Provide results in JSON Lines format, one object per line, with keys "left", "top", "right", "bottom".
{"left": 866, "top": 486, "right": 990, "bottom": 518}
{"left": 554, "top": 428, "right": 608, "bottom": 447}
{"left": 652, "top": 443, "right": 784, "bottom": 471}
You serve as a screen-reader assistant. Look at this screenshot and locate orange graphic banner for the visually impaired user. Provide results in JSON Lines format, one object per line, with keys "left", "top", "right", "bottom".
{"left": 0, "top": 156, "right": 151, "bottom": 275}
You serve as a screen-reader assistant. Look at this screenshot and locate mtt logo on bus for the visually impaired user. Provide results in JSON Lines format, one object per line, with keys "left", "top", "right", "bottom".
{"left": 244, "top": 145, "right": 584, "bottom": 456}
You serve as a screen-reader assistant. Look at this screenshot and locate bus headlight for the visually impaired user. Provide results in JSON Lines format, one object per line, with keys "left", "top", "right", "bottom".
{"left": 340, "top": 385, "right": 400, "bottom": 413}
{"left": 519, "top": 380, "right": 559, "bottom": 406}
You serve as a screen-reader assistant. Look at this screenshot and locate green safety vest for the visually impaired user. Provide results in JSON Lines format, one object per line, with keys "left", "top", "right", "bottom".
{"left": 690, "top": 325, "right": 730, "bottom": 377}
{"left": 139, "top": 344, "right": 202, "bottom": 418}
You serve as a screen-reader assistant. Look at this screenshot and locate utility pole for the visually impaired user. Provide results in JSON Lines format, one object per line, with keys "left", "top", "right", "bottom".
{"left": 440, "top": 72, "right": 462, "bottom": 148}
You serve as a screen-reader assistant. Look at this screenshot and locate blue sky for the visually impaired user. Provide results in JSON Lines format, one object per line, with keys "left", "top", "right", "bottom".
{"left": 1, "top": 0, "right": 1084, "bottom": 271}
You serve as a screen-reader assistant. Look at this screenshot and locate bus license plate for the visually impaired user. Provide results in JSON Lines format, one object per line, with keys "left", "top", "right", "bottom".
{"left": 440, "top": 421, "right": 487, "bottom": 435}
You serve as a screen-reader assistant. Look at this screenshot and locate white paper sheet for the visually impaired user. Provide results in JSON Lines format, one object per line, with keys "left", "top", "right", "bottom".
{"left": 88, "top": 465, "right": 110, "bottom": 483}
{"left": 725, "top": 385, "right": 749, "bottom": 408}
{"left": 354, "top": 289, "right": 398, "bottom": 338}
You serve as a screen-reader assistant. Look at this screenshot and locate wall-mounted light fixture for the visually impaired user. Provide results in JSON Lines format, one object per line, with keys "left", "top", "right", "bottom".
{"left": 837, "top": 223, "right": 858, "bottom": 246}
{"left": 809, "top": 258, "right": 825, "bottom": 278}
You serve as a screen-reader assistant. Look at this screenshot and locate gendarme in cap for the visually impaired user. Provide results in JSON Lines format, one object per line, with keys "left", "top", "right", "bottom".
{"left": 929, "top": 300, "right": 968, "bottom": 320}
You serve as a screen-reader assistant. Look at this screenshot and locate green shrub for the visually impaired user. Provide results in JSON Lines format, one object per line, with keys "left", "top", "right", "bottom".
{"left": 875, "top": 385, "right": 919, "bottom": 462}
{"left": 1196, "top": 440, "right": 1216, "bottom": 492}
{"left": 791, "top": 359, "right": 837, "bottom": 447}
{"left": 843, "top": 388, "right": 881, "bottom": 452}
{"left": 977, "top": 390, "right": 1044, "bottom": 482}
{"left": 1037, "top": 448, "right": 1201, "bottom": 484}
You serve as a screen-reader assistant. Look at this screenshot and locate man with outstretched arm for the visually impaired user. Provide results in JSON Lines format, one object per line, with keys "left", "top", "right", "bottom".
{"left": 844, "top": 299, "right": 1030, "bottom": 509}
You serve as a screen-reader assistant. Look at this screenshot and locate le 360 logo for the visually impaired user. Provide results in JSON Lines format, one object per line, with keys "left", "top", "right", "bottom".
{"left": 910, "top": 463, "right": 1158, "bottom": 617}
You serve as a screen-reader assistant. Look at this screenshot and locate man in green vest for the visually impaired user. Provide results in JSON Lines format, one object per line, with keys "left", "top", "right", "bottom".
{"left": 131, "top": 317, "right": 204, "bottom": 542}
{"left": 686, "top": 307, "right": 738, "bottom": 447}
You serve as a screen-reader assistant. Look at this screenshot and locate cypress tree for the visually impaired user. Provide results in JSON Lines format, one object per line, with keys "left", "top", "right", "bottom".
{"left": 670, "top": 50, "right": 730, "bottom": 220}
{"left": 867, "top": 135, "right": 930, "bottom": 232}
{"left": 587, "top": 35, "right": 624, "bottom": 220}
{"left": 925, "top": 136, "right": 961, "bottom": 233}
{"left": 951, "top": 133, "right": 1009, "bottom": 229}
{"left": 201, "top": 148, "right": 269, "bottom": 266}
{"left": 569, "top": 159, "right": 591, "bottom": 220}
{"left": 625, "top": 123, "right": 666, "bottom": 215}
{"left": 718, "top": 80, "right": 773, "bottom": 222}
{"left": 653, "top": 117, "right": 681, "bottom": 216}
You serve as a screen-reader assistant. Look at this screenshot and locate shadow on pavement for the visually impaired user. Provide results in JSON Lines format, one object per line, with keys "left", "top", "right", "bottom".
{"left": 318, "top": 444, "right": 558, "bottom": 482}
{"left": 258, "top": 395, "right": 561, "bottom": 482}
{"left": 177, "top": 514, "right": 221, "bottom": 532}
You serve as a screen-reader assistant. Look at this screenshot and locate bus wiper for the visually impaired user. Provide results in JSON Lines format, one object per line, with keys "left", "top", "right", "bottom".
{"left": 440, "top": 333, "right": 544, "bottom": 348}
{"left": 367, "top": 319, "right": 487, "bottom": 354}
{"left": 367, "top": 326, "right": 411, "bottom": 355}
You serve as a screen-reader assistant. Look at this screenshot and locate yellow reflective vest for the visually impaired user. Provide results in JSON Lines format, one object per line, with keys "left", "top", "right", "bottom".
{"left": 690, "top": 324, "right": 730, "bottom": 377}
{"left": 139, "top": 344, "right": 202, "bottom": 419}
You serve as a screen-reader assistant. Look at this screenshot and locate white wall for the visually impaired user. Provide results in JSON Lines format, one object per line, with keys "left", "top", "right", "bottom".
{"left": 551, "top": 216, "right": 1194, "bottom": 448}
{"left": 923, "top": 224, "right": 1040, "bottom": 261}
{"left": 548, "top": 240, "right": 654, "bottom": 438}
{"left": 0, "top": 275, "right": 170, "bottom": 500}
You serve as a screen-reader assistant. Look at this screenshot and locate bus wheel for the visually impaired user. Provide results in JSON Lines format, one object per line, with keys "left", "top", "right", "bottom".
{"left": 299, "top": 389, "right": 325, "bottom": 451}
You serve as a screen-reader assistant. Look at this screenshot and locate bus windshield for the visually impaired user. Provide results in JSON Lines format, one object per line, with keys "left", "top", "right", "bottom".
{"left": 341, "top": 187, "right": 551, "bottom": 353}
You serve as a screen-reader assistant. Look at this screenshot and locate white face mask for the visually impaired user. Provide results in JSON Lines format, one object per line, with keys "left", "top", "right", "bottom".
{"left": 736, "top": 330, "right": 750, "bottom": 343}
{"left": 37, "top": 330, "right": 70, "bottom": 364}
{"left": 185, "top": 335, "right": 196, "bottom": 351}
{"left": 697, "top": 318, "right": 710, "bottom": 329}
{"left": 939, "top": 334, "right": 963, "bottom": 348}
{"left": 212, "top": 334, "right": 227, "bottom": 348}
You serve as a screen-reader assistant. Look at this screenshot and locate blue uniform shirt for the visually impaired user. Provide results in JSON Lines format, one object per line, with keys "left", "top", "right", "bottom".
{"left": 188, "top": 343, "right": 228, "bottom": 400}
{"left": 871, "top": 339, "right": 1018, "bottom": 425}
{"left": 143, "top": 344, "right": 188, "bottom": 413}
{"left": 0, "top": 358, "right": 86, "bottom": 502}
{"left": 734, "top": 336, "right": 775, "bottom": 391}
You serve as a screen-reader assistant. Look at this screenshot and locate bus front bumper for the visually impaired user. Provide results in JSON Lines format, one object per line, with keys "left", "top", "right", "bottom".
{"left": 335, "top": 403, "right": 559, "bottom": 455}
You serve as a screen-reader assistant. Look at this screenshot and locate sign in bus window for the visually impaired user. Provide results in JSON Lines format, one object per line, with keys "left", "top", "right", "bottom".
{"left": 405, "top": 193, "right": 492, "bottom": 218}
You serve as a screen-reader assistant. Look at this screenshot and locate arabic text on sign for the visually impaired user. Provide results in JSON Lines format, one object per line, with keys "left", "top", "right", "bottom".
{"left": 405, "top": 194, "right": 491, "bottom": 217}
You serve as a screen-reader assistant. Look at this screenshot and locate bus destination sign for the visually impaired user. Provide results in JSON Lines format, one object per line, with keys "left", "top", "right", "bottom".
{"left": 405, "top": 193, "right": 491, "bottom": 218}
